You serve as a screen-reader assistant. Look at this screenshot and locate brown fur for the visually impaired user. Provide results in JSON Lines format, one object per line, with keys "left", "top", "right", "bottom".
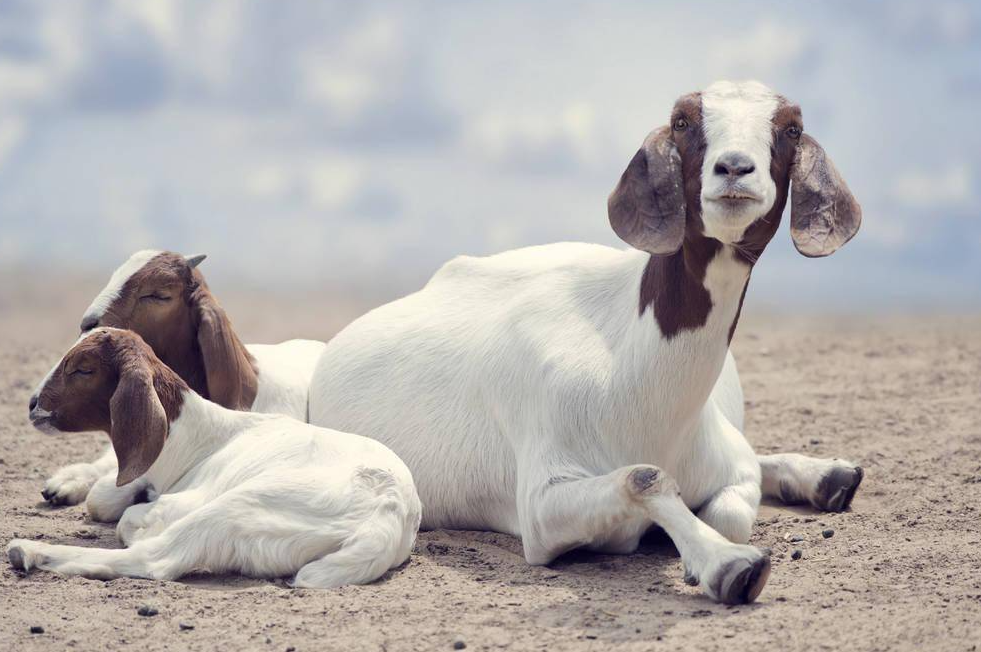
{"left": 91, "top": 252, "right": 258, "bottom": 411}
{"left": 33, "top": 329, "right": 186, "bottom": 486}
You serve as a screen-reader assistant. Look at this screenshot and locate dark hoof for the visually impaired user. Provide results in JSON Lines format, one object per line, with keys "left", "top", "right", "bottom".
{"left": 683, "top": 566, "right": 699, "bottom": 586}
{"left": 815, "top": 466, "right": 864, "bottom": 512}
{"left": 41, "top": 488, "right": 69, "bottom": 506}
{"left": 714, "top": 554, "right": 771, "bottom": 605}
{"left": 8, "top": 546, "right": 26, "bottom": 571}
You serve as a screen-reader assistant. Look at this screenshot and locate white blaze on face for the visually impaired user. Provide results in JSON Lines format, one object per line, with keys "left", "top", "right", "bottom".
{"left": 80, "top": 249, "right": 161, "bottom": 328}
{"left": 699, "top": 80, "right": 780, "bottom": 243}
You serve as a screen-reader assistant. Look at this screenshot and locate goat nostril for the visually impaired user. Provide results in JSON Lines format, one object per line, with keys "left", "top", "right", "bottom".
{"left": 29, "top": 395, "right": 38, "bottom": 413}
{"left": 715, "top": 152, "right": 755, "bottom": 177}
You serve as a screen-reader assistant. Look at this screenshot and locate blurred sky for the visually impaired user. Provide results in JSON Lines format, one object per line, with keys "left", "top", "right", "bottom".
{"left": 0, "top": 0, "right": 979, "bottom": 309}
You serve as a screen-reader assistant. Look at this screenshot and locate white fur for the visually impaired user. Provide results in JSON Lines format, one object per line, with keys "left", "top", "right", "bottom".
{"left": 80, "top": 249, "right": 161, "bottom": 327}
{"left": 307, "top": 243, "right": 770, "bottom": 600}
{"left": 308, "top": 234, "right": 860, "bottom": 601}
{"left": 13, "top": 362, "right": 421, "bottom": 588}
{"left": 699, "top": 81, "right": 779, "bottom": 243}
{"left": 248, "top": 339, "right": 329, "bottom": 420}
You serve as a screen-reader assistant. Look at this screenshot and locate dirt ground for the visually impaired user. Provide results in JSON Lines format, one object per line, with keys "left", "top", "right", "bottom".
{"left": 1, "top": 274, "right": 980, "bottom": 651}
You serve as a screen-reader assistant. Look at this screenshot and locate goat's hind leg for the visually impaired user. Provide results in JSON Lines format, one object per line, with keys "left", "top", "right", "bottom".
{"left": 7, "top": 538, "right": 155, "bottom": 581}
{"left": 759, "top": 453, "right": 863, "bottom": 512}
{"left": 520, "top": 463, "right": 771, "bottom": 604}
{"left": 10, "top": 493, "right": 222, "bottom": 581}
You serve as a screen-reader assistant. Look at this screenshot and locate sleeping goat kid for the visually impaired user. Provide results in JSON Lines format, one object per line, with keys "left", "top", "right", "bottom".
{"left": 308, "top": 81, "right": 864, "bottom": 604}
{"left": 39, "top": 250, "right": 326, "bottom": 521}
{"left": 10, "top": 328, "right": 420, "bottom": 587}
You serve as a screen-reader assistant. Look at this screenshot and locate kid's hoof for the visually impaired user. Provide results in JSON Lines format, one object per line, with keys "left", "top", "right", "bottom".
{"left": 815, "top": 466, "right": 863, "bottom": 512}
{"left": 8, "top": 544, "right": 26, "bottom": 571}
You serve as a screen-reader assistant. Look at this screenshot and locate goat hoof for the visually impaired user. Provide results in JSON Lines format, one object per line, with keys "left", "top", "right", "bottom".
{"left": 8, "top": 544, "right": 26, "bottom": 571}
{"left": 712, "top": 553, "right": 770, "bottom": 605}
{"left": 814, "top": 466, "right": 863, "bottom": 512}
{"left": 683, "top": 565, "right": 699, "bottom": 586}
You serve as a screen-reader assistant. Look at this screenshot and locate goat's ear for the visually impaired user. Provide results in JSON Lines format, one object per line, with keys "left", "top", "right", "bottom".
{"left": 790, "top": 134, "right": 862, "bottom": 257}
{"left": 192, "top": 287, "right": 258, "bottom": 410}
{"left": 608, "top": 126, "right": 686, "bottom": 255}
{"left": 109, "top": 365, "right": 168, "bottom": 486}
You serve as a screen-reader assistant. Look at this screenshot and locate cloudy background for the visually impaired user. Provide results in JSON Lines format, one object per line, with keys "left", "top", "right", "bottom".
{"left": 1, "top": 0, "right": 979, "bottom": 310}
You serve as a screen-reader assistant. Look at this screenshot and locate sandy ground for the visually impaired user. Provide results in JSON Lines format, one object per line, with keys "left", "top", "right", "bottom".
{"left": 1, "top": 273, "right": 980, "bottom": 651}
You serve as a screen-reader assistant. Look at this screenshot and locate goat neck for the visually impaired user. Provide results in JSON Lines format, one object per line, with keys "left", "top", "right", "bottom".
{"left": 144, "top": 382, "right": 263, "bottom": 493}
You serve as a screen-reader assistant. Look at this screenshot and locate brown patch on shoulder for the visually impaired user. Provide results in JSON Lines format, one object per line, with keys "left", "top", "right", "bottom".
{"left": 638, "top": 92, "right": 724, "bottom": 339}
{"left": 640, "top": 237, "right": 721, "bottom": 339}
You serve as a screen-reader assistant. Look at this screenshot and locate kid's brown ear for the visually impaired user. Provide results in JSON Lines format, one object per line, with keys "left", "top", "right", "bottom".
{"left": 191, "top": 286, "right": 258, "bottom": 410}
{"left": 608, "top": 126, "right": 687, "bottom": 255}
{"left": 109, "top": 366, "right": 168, "bottom": 486}
{"left": 790, "top": 134, "right": 862, "bottom": 257}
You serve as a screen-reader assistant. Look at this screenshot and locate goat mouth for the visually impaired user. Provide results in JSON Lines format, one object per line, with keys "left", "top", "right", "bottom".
{"left": 707, "top": 193, "right": 761, "bottom": 203}
{"left": 30, "top": 415, "right": 57, "bottom": 433}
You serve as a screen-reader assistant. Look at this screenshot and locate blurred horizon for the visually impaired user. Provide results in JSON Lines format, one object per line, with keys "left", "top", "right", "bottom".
{"left": 1, "top": 0, "right": 980, "bottom": 311}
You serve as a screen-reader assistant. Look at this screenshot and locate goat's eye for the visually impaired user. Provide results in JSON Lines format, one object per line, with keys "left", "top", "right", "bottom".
{"left": 786, "top": 126, "right": 802, "bottom": 139}
{"left": 70, "top": 368, "right": 93, "bottom": 376}
{"left": 140, "top": 292, "right": 171, "bottom": 302}
{"left": 673, "top": 117, "right": 689, "bottom": 131}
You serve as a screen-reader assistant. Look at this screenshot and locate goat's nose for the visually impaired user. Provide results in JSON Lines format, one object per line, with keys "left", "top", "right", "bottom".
{"left": 713, "top": 152, "right": 756, "bottom": 177}
{"left": 29, "top": 394, "right": 38, "bottom": 414}
{"left": 80, "top": 314, "right": 99, "bottom": 332}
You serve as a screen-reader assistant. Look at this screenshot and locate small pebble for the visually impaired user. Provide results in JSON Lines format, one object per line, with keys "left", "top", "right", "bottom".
{"left": 179, "top": 622, "right": 195, "bottom": 631}
{"left": 137, "top": 605, "right": 158, "bottom": 617}
{"left": 453, "top": 640, "right": 467, "bottom": 650}
{"left": 791, "top": 549, "right": 803, "bottom": 560}
{"left": 822, "top": 528, "right": 835, "bottom": 539}
{"left": 788, "top": 534, "right": 805, "bottom": 543}
{"left": 30, "top": 625, "right": 45, "bottom": 634}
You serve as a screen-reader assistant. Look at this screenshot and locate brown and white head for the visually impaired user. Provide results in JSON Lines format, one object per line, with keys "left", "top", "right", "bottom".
{"left": 77, "top": 250, "right": 257, "bottom": 410}
{"left": 27, "top": 328, "right": 185, "bottom": 486}
{"left": 608, "top": 80, "right": 861, "bottom": 260}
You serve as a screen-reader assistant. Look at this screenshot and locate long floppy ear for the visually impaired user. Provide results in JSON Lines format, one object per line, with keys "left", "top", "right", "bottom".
{"left": 608, "top": 126, "right": 686, "bottom": 255}
{"left": 109, "top": 366, "right": 168, "bottom": 486}
{"left": 191, "top": 286, "right": 258, "bottom": 410}
{"left": 790, "top": 134, "right": 862, "bottom": 257}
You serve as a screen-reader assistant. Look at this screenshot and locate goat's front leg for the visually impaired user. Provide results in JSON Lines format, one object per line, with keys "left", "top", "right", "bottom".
{"left": 687, "top": 404, "right": 762, "bottom": 545}
{"left": 41, "top": 445, "right": 118, "bottom": 506}
{"left": 518, "top": 461, "right": 771, "bottom": 604}
{"left": 759, "top": 453, "right": 863, "bottom": 512}
{"left": 86, "top": 473, "right": 151, "bottom": 523}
